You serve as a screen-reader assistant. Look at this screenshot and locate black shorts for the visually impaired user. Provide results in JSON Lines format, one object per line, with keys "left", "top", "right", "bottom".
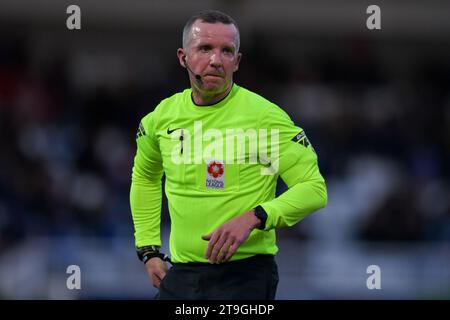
{"left": 156, "top": 254, "right": 279, "bottom": 300}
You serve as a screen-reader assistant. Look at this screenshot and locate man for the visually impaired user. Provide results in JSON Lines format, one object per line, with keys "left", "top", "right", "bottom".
{"left": 130, "top": 10, "right": 327, "bottom": 300}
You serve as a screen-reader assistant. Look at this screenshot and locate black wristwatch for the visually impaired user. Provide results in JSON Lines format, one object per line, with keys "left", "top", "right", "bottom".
{"left": 136, "top": 245, "right": 170, "bottom": 264}
{"left": 254, "top": 205, "right": 268, "bottom": 230}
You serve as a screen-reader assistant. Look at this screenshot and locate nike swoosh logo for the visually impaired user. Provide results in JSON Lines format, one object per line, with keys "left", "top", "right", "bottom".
{"left": 167, "top": 127, "right": 182, "bottom": 134}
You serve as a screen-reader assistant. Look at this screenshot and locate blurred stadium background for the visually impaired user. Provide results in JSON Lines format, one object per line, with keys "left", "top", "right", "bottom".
{"left": 0, "top": 0, "right": 449, "bottom": 299}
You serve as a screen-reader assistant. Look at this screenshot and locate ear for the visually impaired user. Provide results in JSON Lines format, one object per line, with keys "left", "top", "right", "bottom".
{"left": 233, "top": 52, "right": 242, "bottom": 72}
{"left": 177, "top": 48, "right": 187, "bottom": 68}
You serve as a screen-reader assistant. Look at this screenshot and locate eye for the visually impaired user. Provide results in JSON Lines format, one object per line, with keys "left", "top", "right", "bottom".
{"left": 222, "top": 47, "right": 234, "bottom": 54}
{"left": 199, "top": 45, "right": 211, "bottom": 53}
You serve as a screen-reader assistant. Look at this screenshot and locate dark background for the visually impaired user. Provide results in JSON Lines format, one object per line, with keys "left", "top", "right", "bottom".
{"left": 0, "top": 0, "right": 449, "bottom": 299}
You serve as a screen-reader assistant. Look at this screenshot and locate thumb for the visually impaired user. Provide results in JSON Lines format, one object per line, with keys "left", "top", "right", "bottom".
{"left": 202, "top": 233, "right": 212, "bottom": 241}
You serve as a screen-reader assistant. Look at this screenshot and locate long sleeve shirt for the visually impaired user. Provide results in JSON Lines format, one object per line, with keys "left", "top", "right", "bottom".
{"left": 130, "top": 84, "right": 327, "bottom": 263}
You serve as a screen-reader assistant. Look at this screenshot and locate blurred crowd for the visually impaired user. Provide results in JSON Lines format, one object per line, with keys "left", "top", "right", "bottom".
{"left": 0, "top": 33, "right": 449, "bottom": 255}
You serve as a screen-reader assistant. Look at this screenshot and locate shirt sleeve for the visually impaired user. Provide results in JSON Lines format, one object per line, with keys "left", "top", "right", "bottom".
{"left": 129, "top": 112, "right": 164, "bottom": 247}
{"left": 258, "top": 104, "right": 327, "bottom": 230}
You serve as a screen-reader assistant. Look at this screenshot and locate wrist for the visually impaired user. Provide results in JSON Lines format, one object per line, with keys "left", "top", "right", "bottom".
{"left": 137, "top": 245, "right": 172, "bottom": 265}
{"left": 253, "top": 205, "right": 268, "bottom": 230}
{"left": 136, "top": 245, "right": 160, "bottom": 263}
{"left": 143, "top": 252, "right": 167, "bottom": 265}
{"left": 247, "top": 209, "right": 262, "bottom": 230}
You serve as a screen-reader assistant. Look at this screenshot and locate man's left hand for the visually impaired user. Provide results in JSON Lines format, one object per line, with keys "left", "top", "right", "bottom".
{"left": 201, "top": 209, "right": 261, "bottom": 264}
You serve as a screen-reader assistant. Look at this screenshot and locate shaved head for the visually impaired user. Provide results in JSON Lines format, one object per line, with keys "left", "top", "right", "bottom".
{"left": 182, "top": 10, "right": 240, "bottom": 51}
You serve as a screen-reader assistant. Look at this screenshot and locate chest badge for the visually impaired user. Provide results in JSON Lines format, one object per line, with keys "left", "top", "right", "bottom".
{"left": 206, "top": 160, "right": 225, "bottom": 189}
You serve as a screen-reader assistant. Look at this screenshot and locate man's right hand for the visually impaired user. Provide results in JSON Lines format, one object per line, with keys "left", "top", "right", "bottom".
{"left": 145, "top": 257, "right": 169, "bottom": 288}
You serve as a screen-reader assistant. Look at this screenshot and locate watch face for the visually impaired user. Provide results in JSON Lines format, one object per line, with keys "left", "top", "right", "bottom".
{"left": 255, "top": 206, "right": 267, "bottom": 229}
{"left": 256, "top": 206, "right": 267, "bottom": 219}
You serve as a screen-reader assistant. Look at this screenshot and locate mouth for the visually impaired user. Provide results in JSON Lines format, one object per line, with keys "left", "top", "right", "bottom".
{"left": 203, "top": 74, "right": 224, "bottom": 79}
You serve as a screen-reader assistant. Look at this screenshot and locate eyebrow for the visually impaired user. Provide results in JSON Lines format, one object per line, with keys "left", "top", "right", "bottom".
{"left": 197, "top": 43, "right": 212, "bottom": 49}
{"left": 196, "top": 43, "right": 236, "bottom": 51}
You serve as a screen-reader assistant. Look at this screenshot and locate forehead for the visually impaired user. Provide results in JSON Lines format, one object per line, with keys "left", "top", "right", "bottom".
{"left": 188, "top": 20, "right": 238, "bottom": 48}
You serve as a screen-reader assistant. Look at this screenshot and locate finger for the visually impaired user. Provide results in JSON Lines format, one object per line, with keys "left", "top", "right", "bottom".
{"left": 224, "top": 242, "right": 240, "bottom": 262}
{"left": 202, "top": 233, "right": 212, "bottom": 241}
{"left": 217, "top": 239, "right": 234, "bottom": 263}
{"left": 151, "top": 273, "right": 161, "bottom": 288}
{"left": 209, "top": 234, "right": 228, "bottom": 264}
{"left": 205, "top": 231, "right": 220, "bottom": 259}
{"left": 155, "top": 269, "right": 166, "bottom": 281}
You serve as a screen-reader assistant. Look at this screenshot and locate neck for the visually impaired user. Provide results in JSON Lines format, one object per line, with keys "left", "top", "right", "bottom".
{"left": 191, "top": 83, "right": 233, "bottom": 106}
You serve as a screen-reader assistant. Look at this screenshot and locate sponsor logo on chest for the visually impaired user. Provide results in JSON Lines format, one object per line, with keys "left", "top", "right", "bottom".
{"left": 206, "top": 160, "right": 225, "bottom": 189}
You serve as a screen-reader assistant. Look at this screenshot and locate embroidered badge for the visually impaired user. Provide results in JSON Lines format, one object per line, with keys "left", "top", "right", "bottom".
{"left": 206, "top": 160, "right": 225, "bottom": 189}
{"left": 291, "top": 130, "right": 307, "bottom": 145}
{"left": 136, "top": 121, "right": 146, "bottom": 139}
{"left": 291, "top": 130, "right": 315, "bottom": 153}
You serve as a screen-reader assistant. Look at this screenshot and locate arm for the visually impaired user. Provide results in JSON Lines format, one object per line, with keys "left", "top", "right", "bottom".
{"left": 203, "top": 105, "right": 327, "bottom": 263}
{"left": 258, "top": 105, "right": 327, "bottom": 230}
{"left": 260, "top": 148, "right": 327, "bottom": 230}
{"left": 130, "top": 113, "right": 168, "bottom": 286}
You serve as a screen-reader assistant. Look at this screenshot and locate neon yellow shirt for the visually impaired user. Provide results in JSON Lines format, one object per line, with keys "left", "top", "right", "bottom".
{"left": 130, "top": 84, "right": 327, "bottom": 263}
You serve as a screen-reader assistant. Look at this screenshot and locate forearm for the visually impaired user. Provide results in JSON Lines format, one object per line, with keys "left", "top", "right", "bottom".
{"left": 130, "top": 179, "right": 163, "bottom": 247}
{"left": 260, "top": 178, "right": 327, "bottom": 230}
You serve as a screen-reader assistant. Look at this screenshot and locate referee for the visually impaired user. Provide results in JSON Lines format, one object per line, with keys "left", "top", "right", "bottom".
{"left": 130, "top": 10, "right": 327, "bottom": 300}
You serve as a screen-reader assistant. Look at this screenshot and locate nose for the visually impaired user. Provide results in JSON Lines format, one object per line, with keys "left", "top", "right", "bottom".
{"left": 209, "top": 51, "right": 223, "bottom": 68}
